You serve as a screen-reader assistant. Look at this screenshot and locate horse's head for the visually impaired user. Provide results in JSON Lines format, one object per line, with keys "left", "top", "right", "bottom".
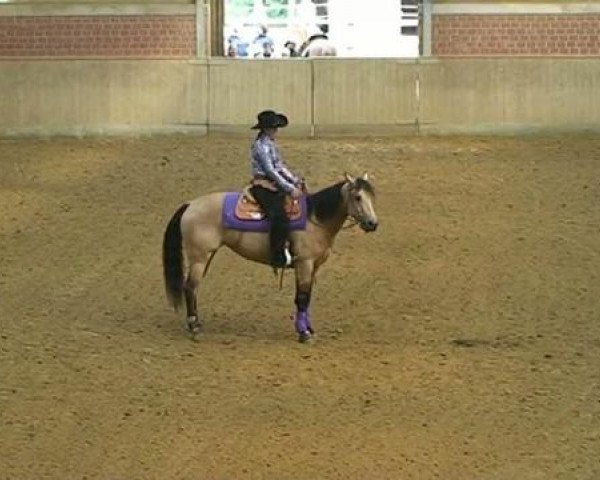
{"left": 344, "top": 173, "right": 378, "bottom": 232}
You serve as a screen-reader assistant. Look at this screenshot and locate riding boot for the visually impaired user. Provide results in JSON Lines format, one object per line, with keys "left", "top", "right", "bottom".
{"left": 270, "top": 214, "right": 292, "bottom": 268}
{"left": 249, "top": 185, "right": 292, "bottom": 268}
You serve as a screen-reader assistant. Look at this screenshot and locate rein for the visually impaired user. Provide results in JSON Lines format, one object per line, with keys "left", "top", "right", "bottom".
{"left": 275, "top": 184, "right": 366, "bottom": 289}
{"left": 306, "top": 181, "right": 360, "bottom": 231}
{"left": 308, "top": 216, "right": 358, "bottom": 231}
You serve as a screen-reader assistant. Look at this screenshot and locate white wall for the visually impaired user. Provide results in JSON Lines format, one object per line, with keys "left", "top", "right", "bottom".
{"left": 328, "top": 0, "right": 419, "bottom": 58}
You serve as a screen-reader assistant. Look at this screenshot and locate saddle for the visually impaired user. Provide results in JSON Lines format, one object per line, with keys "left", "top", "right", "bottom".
{"left": 235, "top": 185, "right": 302, "bottom": 221}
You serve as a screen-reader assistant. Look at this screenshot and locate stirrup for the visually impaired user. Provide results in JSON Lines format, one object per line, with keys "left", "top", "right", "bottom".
{"left": 283, "top": 248, "right": 293, "bottom": 267}
{"left": 271, "top": 248, "right": 293, "bottom": 271}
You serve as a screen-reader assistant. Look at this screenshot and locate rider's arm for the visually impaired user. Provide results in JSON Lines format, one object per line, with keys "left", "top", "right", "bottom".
{"left": 254, "top": 143, "right": 296, "bottom": 193}
{"left": 279, "top": 163, "right": 300, "bottom": 186}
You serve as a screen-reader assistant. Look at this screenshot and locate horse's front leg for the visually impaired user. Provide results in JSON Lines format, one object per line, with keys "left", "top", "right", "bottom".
{"left": 293, "top": 259, "right": 315, "bottom": 343}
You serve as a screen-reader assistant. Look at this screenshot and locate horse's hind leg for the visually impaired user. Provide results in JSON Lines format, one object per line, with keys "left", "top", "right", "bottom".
{"left": 184, "top": 261, "right": 206, "bottom": 336}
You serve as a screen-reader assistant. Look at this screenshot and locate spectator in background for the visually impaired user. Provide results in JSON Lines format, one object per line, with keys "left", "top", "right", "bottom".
{"left": 251, "top": 25, "right": 275, "bottom": 55}
{"left": 282, "top": 40, "right": 300, "bottom": 57}
{"left": 227, "top": 28, "right": 249, "bottom": 57}
{"left": 255, "top": 41, "right": 274, "bottom": 58}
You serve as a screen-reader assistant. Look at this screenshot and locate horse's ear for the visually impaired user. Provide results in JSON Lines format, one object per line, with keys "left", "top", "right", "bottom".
{"left": 344, "top": 172, "right": 355, "bottom": 183}
{"left": 362, "top": 172, "right": 369, "bottom": 181}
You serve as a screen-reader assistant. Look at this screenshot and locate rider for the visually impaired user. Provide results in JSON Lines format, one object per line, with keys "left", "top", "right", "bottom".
{"left": 299, "top": 24, "right": 329, "bottom": 57}
{"left": 249, "top": 110, "right": 303, "bottom": 269}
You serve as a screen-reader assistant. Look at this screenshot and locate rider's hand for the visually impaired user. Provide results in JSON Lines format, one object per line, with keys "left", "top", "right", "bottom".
{"left": 299, "top": 178, "right": 308, "bottom": 193}
{"left": 290, "top": 187, "right": 303, "bottom": 199}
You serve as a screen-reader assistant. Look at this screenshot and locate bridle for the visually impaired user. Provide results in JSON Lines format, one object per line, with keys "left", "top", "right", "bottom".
{"left": 344, "top": 181, "right": 375, "bottom": 231}
{"left": 307, "top": 180, "right": 364, "bottom": 230}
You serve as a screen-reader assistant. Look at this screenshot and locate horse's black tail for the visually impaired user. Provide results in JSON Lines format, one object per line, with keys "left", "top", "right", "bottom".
{"left": 162, "top": 203, "right": 189, "bottom": 311}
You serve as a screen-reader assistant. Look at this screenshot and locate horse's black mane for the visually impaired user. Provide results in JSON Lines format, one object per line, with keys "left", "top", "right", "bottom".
{"left": 307, "top": 182, "right": 344, "bottom": 222}
{"left": 307, "top": 179, "right": 375, "bottom": 223}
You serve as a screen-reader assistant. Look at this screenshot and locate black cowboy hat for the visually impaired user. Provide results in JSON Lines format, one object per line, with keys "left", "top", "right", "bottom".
{"left": 251, "top": 110, "right": 289, "bottom": 130}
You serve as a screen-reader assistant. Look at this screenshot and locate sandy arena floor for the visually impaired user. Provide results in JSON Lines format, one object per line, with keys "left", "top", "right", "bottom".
{"left": 1, "top": 134, "right": 599, "bottom": 479}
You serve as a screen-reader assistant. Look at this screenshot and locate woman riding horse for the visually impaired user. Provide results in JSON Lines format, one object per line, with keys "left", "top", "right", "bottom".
{"left": 249, "top": 110, "right": 303, "bottom": 269}
{"left": 162, "top": 143, "right": 378, "bottom": 342}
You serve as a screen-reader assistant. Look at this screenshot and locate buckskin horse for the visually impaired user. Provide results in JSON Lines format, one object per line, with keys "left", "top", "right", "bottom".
{"left": 162, "top": 173, "right": 378, "bottom": 343}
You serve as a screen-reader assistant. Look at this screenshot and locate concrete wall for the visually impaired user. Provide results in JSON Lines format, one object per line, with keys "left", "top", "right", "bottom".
{"left": 0, "top": 60, "right": 207, "bottom": 136}
{"left": 419, "top": 58, "right": 600, "bottom": 133}
{"left": 1, "top": 58, "right": 600, "bottom": 136}
{"left": 207, "top": 59, "right": 312, "bottom": 135}
{"left": 312, "top": 59, "right": 419, "bottom": 135}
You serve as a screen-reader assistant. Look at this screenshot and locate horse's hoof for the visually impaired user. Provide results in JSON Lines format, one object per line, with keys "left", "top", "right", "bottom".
{"left": 186, "top": 317, "right": 202, "bottom": 336}
{"left": 298, "top": 331, "right": 314, "bottom": 344}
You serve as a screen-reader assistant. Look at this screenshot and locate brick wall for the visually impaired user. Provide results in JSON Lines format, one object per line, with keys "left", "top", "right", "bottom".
{"left": 433, "top": 14, "right": 600, "bottom": 56}
{"left": 0, "top": 15, "right": 196, "bottom": 58}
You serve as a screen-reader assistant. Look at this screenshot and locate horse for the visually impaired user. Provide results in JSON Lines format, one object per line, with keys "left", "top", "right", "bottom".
{"left": 299, "top": 34, "right": 337, "bottom": 57}
{"left": 162, "top": 173, "right": 378, "bottom": 343}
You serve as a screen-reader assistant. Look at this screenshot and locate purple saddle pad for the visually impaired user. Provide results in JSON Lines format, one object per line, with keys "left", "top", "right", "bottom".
{"left": 222, "top": 192, "right": 307, "bottom": 232}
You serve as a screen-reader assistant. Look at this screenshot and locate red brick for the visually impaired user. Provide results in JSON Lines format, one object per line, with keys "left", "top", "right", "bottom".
{"left": 433, "top": 13, "right": 600, "bottom": 56}
{"left": 0, "top": 15, "right": 196, "bottom": 58}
